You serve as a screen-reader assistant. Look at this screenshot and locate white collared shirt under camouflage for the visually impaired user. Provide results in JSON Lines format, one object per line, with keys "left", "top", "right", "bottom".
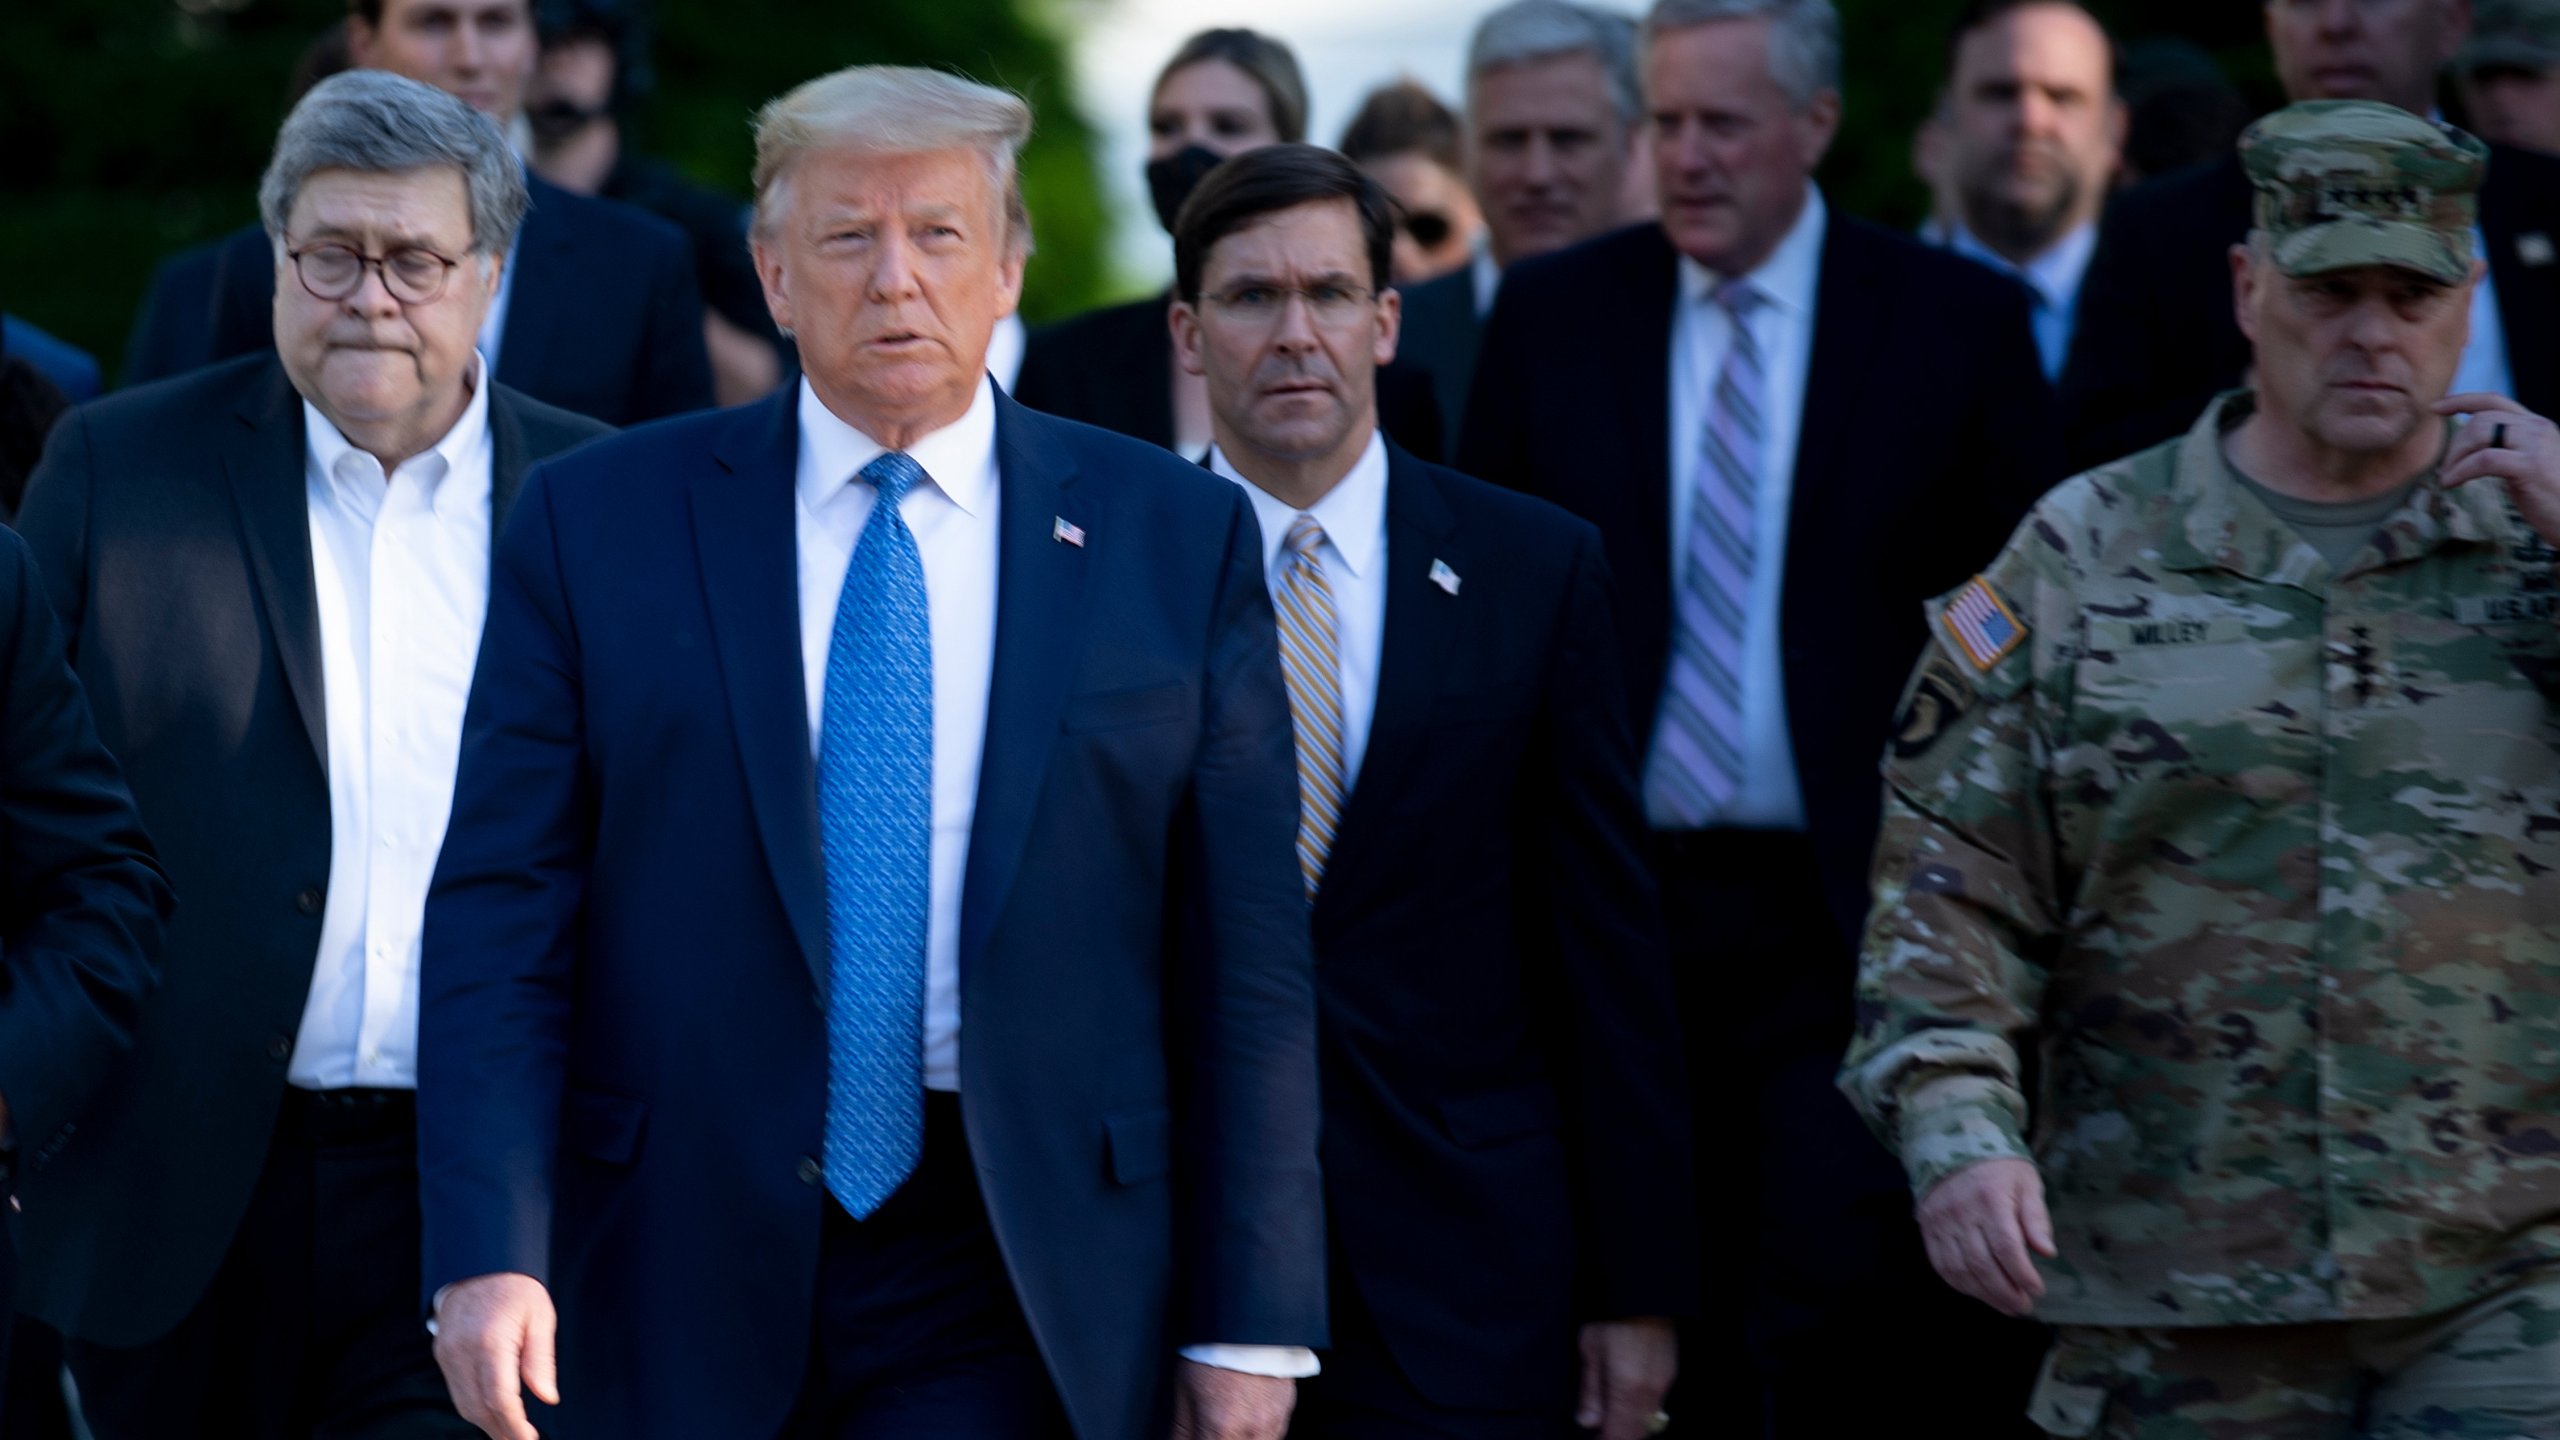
{"left": 1844, "top": 389, "right": 2560, "bottom": 1328}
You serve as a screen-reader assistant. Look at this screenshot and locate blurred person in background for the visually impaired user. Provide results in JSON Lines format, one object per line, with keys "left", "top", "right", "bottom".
{"left": 13, "top": 72, "right": 609, "bottom": 1440}
{"left": 2455, "top": 0, "right": 2560, "bottom": 153}
{"left": 1338, "top": 79, "right": 1485, "bottom": 285}
{"left": 2063, "top": 0, "right": 2560, "bottom": 470}
{"left": 1461, "top": 0, "right": 2058, "bottom": 1431}
{"left": 1927, "top": 1, "right": 2123, "bottom": 380}
{"left": 527, "top": 3, "right": 789, "bottom": 405}
{"left": 2109, "top": 37, "right": 2253, "bottom": 187}
{"left": 1014, "top": 28, "right": 1441, "bottom": 458}
{"left": 120, "top": 0, "right": 713, "bottom": 427}
{"left": 1399, "top": 0, "right": 1644, "bottom": 454}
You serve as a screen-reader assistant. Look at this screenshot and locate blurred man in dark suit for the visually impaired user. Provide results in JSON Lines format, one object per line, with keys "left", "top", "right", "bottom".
{"left": 14, "top": 73, "right": 608, "bottom": 1440}
{"left": 2064, "top": 0, "right": 2560, "bottom": 469}
{"left": 1398, "top": 0, "right": 1644, "bottom": 451}
{"left": 121, "top": 0, "right": 712, "bottom": 426}
{"left": 1460, "top": 1, "right": 2057, "bottom": 1432}
{"left": 1170, "top": 142, "right": 1695, "bottom": 1440}
{"left": 2456, "top": 0, "right": 2560, "bottom": 154}
{"left": 419, "top": 64, "right": 1323, "bottom": 1440}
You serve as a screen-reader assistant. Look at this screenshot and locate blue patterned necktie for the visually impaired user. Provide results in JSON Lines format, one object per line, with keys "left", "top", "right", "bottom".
{"left": 1646, "top": 277, "right": 1766, "bottom": 826}
{"left": 817, "top": 451, "right": 934, "bottom": 1219}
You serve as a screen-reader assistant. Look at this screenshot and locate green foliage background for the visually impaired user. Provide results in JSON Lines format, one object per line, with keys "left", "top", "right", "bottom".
{"left": 0, "top": 0, "right": 1113, "bottom": 379}
{"left": 2, "top": 0, "right": 2293, "bottom": 382}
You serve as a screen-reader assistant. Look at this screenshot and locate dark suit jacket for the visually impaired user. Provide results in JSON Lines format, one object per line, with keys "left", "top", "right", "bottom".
{"left": 1458, "top": 217, "right": 2058, "bottom": 941}
{"left": 1390, "top": 267, "right": 1482, "bottom": 461}
{"left": 120, "top": 174, "right": 714, "bottom": 426}
{"left": 2062, "top": 145, "right": 2560, "bottom": 471}
{"left": 0, "top": 526, "right": 171, "bottom": 1179}
{"left": 1308, "top": 442, "right": 1694, "bottom": 1409}
{"left": 416, "top": 389, "right": 1327, "bottom": 1440}
{"left": 1014, "top": 290, "right": 1448, "bottom": 460}
{"left": 10, "top": 354, "right": 609, "bottom": 1346}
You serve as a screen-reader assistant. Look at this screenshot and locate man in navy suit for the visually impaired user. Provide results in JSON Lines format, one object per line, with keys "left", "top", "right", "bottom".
{"left": 1459, "top": 2, "right": 2058, "bottom": 1434}
{"left": 420, "top": 65, "right": 1325, "bottom": 1440}
{"left": 122, "top": 0, "right": 712, "bottom": 426}
{"left": 1168, "top": 144, "right": 1696, "bottom": 1440}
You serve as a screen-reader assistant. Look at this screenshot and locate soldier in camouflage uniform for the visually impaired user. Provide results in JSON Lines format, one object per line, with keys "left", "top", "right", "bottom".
{"left": 1841, "top": 100, "right": 2560, "bottom": 1438}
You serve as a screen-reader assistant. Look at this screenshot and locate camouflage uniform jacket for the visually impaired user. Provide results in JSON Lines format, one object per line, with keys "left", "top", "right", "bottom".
{"left": 1842, "top": 390, "right": 2560, "bottom": 1327}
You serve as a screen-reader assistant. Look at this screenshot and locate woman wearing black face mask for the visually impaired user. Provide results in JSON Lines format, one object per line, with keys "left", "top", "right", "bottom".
{"left": 1016, "top": 29, "right": 1445, "bottom": 460}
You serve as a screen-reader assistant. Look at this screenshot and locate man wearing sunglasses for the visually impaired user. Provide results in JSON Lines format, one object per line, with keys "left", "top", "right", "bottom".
{"left": 12, "top": 72, "right": 608, "bottom": 1440}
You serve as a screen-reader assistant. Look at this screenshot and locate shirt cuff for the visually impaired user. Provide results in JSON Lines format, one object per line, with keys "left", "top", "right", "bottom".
{"left": 1179, "top": 1343, "right": 1321, "bottom": 1379}
{"left": 1898, "top": 1074, "right": 2033, "bottom": 1197}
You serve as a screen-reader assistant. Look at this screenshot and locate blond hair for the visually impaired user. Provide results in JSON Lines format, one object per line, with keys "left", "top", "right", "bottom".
{"left": 751, "top": 65, "right": 1035, "bottom": 256}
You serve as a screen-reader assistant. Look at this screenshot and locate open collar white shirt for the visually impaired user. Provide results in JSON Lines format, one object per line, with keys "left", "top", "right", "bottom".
{"left": 1211, "top": 430, "right": 1391, "bottom": 795}
{"left": 793, "top": 380, "right": 1316, "bottom": 1380}
{"left": 1948, "top": 217, "right": 2095, "bottom": 381}
{"left": 1662, "top": 182, "right": 1824, "bottom": 832}
{"left": 292, "top": 362, "right": 494, "bottom": 1090}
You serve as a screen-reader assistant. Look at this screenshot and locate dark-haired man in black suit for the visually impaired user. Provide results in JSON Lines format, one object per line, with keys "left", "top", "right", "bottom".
{"left": 1173, "top": 141, "right": 1695, "bottom": 1440}
{"left": 2063, "top": 0, "right": 2560, "bottom": 470}
{"left": 1460, "top": 2, "right": 2057, "bottom": 1434}
{"left": 123, "top": 0, "right": 711, "bottom": 426}
{"left": 15, "top": 72, "right": 609, "bottom": 1439}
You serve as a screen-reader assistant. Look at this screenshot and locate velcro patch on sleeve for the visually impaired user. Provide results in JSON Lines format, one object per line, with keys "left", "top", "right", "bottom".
{"left": 1940, "top": 575, "right": 2028, "bottom": 673}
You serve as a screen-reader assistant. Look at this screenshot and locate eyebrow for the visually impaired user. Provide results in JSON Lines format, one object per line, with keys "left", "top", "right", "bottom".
{"left": 1217, "top": 268, "right": 1362, "bottom": 289}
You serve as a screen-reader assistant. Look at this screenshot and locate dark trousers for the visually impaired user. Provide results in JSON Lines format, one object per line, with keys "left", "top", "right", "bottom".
{"left": 778, "top": 1093, "right": 1070, "bottom": 1440}
{"left": 1656, "top": 830, "right": 2046, "bottom": 1440}
{"left": 65, "top": 1088, "right": 472, "bottom": 1440}
{"left": 1290, "top": 1260, "right": 1573, "bottom": 1440}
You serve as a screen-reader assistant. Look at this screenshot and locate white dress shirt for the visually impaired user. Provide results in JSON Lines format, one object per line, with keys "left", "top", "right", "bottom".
{"left": 1210, "top": 432, "right": 1391, "bottom": 792}
{"left": 1948, "top": 218, "right": 2096, "bottom": 382}
{"left": 793, "top": 380, "right": 1317, "bottom": 1381}
{"left": 291, "top": 364, "right": 494, "bottom": 1090}
{"left": 793, "top": 377, "right": 999, "bottom": 1098}
{"left": 1470, "top": 241, "right": 1503, "bottom": 320}
{"left": 1661, "top": 183, "right": 1824, "bottom": 832}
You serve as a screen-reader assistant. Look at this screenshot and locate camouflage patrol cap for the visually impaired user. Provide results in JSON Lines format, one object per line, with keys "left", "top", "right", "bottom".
{"left": 2460, "top": 0, "right": 2560, "bottom": 72}
{"left": 2239, "top": 100, "right": 2488, "bottom": 283}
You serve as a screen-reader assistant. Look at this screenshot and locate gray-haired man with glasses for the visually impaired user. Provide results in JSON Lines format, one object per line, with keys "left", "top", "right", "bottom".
{"left": 12, "top": 69, "right": 606, "bottom": 1440}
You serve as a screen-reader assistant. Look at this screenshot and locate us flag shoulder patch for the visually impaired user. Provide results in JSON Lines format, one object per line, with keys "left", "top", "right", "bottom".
{"left": 1941, "top": 575, "right": 2027, "bottom": 673}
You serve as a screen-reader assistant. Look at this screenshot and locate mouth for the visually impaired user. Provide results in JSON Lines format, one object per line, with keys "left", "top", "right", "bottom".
{"left": 1261, "top": 379, "right": 1336, "bottom": 402}
{"left": 867, "top": 331, "right": 935, "bottom": 353}
{"left": 2312, "top": 65, "right": 2377, "bottom": 94}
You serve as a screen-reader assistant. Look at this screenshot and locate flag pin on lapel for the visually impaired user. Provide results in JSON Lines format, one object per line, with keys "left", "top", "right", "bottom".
{"left": 2522, "top": 232, "right": 2557, "bottom": 268}
{"left": 1053, "top": 516, "right": 1085, "bottom": 547}
{"left": 1429, "top": 559, "right": 1461, "bottom": 595}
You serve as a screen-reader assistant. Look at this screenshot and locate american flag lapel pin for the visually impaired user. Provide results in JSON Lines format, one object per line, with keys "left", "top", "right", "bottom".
{"left": 1429, "top": 559, "right": 1461, "bottom": 595}
{"left": 1053, "top": 516, "right": 1086, "bottom": 547}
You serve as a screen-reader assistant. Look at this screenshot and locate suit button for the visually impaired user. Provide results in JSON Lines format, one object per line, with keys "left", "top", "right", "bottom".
{"left": 295, "top": 888, "right": 323, "bottom": 917}
{"left": 267, "top": 1034, "right": 292, "bottom": 1062}
{"left": 796, "top": 1156, "right": 822, "bottom": 1186}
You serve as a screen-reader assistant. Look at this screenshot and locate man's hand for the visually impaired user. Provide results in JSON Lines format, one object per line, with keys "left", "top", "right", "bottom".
{"left": 433, "top": 1272, "right": 559, "bottom": 1440}
{"left": 1577, "top": 1317, "right": 1677, "bottom": 1440}
{"left": 2437, "top": 394, "right": 2560, "bottom": 546}
{"left": 1168, "top": 1360, "right": 1293, "bottom": 1440}
{"left": 1916, "top": 1157, "right": 2055, "bottom": 1318}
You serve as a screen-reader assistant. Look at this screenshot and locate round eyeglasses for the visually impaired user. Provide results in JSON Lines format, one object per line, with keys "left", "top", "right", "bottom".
{"left": 286, "top": 241, "right": 464, "bottom": 305}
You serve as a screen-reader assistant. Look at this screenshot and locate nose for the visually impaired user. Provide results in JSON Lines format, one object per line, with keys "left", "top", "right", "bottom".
{"left": 867, "top": 228, "right": 921, "bottom": 302}
{"left": 2016, "top": 88, "right": 2058, "bottom": 139}
{"left": 1269, "top": 291, "right": 1322, "bottom": 355}
{"left": 2313, "top": 0, "right": 2360, "bottom": 34}
{"left": 344, "top": 261, "right": 403, "bottom": 318}
{"left": 1521, "top": 133, "right": 1560, "bottom": 188}
{"left": 454, "top": 19, "right": 485, "bottom": 72}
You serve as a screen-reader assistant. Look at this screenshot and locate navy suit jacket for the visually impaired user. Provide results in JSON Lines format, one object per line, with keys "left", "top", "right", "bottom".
{"left": 1458, "top": 217, "right": 2058, "bottom": 943}
{"left": 10, "top": 354, "right": 607, "bottom": 1345}
{"left": 120, "top": 174, "right": 714, "bottom": 426}
{"left": 1306, "top": 443, "right": 1694, "bottom": 1408}
{"left": 417, "top": 388, "right": 1327, "bottom": 1440}
{"left": 1389, "top": 267, "right": 1481, "bottom": 462}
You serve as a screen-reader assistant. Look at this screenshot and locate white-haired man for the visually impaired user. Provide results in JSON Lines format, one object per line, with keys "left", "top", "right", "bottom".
{"left": 417, "top": 65, "right": 1326, "bottom": 1440}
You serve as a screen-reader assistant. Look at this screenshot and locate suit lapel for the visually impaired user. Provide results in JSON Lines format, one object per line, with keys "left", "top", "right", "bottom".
{"left": 691, "top": 392, "right": 832, "bottom": 990}
{"left": 492, "top": 180, "right": 572, "bottom": 396}
{"left": 1320, "top": 447, "right": 1460, "bottom": 907}
{"left": 486, "top": 384, "right": 531, "bottom": 538}
{"left": 956, "top": 395, "right": 1094, "bottom": 977}
{"left": 222, "top": 359, "right": 328, "bottom": 766}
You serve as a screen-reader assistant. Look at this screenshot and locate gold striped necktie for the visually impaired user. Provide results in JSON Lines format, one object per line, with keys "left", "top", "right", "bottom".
{"left": 1274, "top": 513, "right": 1345, "bottom": 899}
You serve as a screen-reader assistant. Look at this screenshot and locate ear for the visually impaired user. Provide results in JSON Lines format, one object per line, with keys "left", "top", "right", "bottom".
{"left": 994, "top": 245, "right": 1026, "bottom": 322}
{"left": 344, "top": 13, "right": 378, "bottom": 68}
{"left": 1169, "top": 297, "right": 1207, "bottom": 378}
{"left": 2229, "top": 242, "right": 2261, "bottom": 347}
{"left": 752, "top": 234, "right": 794, "bottom": 338}
{"left": 2103, "top": 95, "right": 2130, "bottom": 164}
{"left": 1799, "top": 89, "right": 1843, "bottom": 171}
{"left": 1372, "top": 283, "right": 1402, "bottom": 370}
